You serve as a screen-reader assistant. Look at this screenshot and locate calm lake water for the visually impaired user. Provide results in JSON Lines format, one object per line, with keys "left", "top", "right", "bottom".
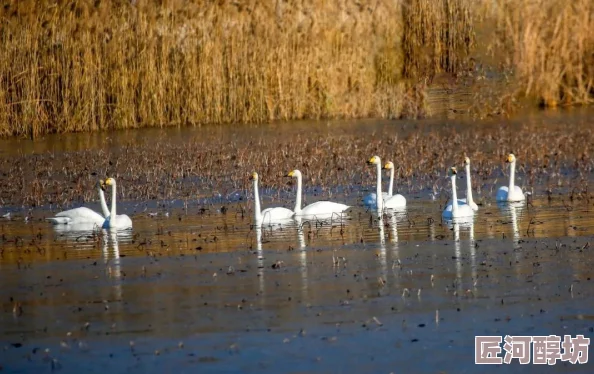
{"left": 1, "top": 111, "right": 594, "bottom": 373}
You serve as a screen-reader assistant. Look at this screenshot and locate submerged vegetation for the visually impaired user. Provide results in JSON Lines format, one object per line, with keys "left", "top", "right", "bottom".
{"left": 0, "top": 0, "right": 592, "bottom": 137}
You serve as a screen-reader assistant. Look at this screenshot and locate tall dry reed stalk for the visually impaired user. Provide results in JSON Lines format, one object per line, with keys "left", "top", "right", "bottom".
{"left": 402, "top": 0, "right": 474, "bottom": 81}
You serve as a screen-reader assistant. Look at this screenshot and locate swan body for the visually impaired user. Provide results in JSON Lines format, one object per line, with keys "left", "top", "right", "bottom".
{"left": 496, "top": 153, "right": 525, "bottom": 202}
{"left": 288, "top": 170, "right": 349, "bottom": 217}
{"left": 446, "top": 157, "right": 478, "bottom": 211}
{"left": 443, "top": 167, "right": 474, "bottom": 220}
{"left": 366, "top": 156, "right": 406, "bottom": 210}
{"left": 47, "top": 181, "right": 109, "bottom": 226}
{"left": 250, "top": 172, "right": 294, "bottom": 226}
{"left": 101, "top": 178, "right": 133, "bottom": 230}
{"left": 363, "top": 161, "right": 394, "bottom": 206}
{"left": 363, "top": 192, "right": 390, "bottom": 206}
{"left": 47, "top": 207, "right": 105, "bottom": 226}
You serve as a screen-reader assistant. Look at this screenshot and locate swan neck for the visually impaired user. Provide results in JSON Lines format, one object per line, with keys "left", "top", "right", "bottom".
{"left": 388, "top": 168, "right": 394, "bottom": 196}
{"left": 253, "top": 179, "right": 262, "bottom": 221}
{"left": 451, "top": 176, "right": 458, "bottom": 214}
{"left": 465, "top": 164, "right": 474, "bottom": 204}
{"left": 376, "top": 163, "right": 383, "bottom": 211}
{"left": 509, "top": 160, "right": 516, "bottom": 193}
{"left": 99, "top": 185, "right": 109, "bottom": 217}
{"left": 294, "top": 174, "right": 302, "bottom": 213}
{"left": 110, "top": 181, "right": 117, "bottom": 226}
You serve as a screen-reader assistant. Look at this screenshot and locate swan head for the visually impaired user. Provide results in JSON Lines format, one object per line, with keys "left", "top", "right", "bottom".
{"left": 97, "top": 179, "right": 106, "bottom": 191}
{"left": 249, "top": 172, "right": 259, "bottom": 181}
{"left": 464, "top": 157, "right": 470, "bottom": 166}
{"left": 506, "top": 154, "right": 516, "bottom": 163}
{"left": 287, "top": 170, "right": 301, "bottom": 178}
{"left": 382, "top": 161, "right": 394, "bottom": 170}
{"left": 367, "top": 156, "right": 381, "bottom": 165}
{"left": 448, "top": 167, "right": 458, "bottom": 177}
{"left": 102, "top": 178, "right": 115, "bottom": 188}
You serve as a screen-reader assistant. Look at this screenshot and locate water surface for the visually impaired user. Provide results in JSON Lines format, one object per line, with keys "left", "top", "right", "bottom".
{"left": 2, "top": 113, "right": 594, "bottom": 373}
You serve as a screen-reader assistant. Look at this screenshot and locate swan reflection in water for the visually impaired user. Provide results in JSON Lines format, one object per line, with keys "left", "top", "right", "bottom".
{"left": 294, "top": 217, "right": 309, "bottom": 299}
{"left": 497, "top": 201, "right": 524, "bottom": 245}
{"left": 497, "top": 201, "right": 525, "bottom": 277}
{"left": 255, "top": 226, "right": 265, "bottom": 298}
{"left": 444, "top": 216, "right": 475, "bottom": 296}
{"left": 376, "top": 211, "right": 403, "bottom": 289}
{"left": 102, "top": 230, "right": 124, "bottom": 302}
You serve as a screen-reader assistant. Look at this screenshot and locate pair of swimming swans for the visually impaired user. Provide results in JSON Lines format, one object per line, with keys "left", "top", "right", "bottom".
{"left": 365, "top": 156, "right": 406, "bottom": 210}
{"left": 443, "top": 154, "right": 525, "bottom": 219}
{"left": 47, "top": 178, "right": 132, "bottom": 230}
{"left": 250, "top": 170, "right": 350, "bottom": 226}
{"left": 443, "top": 157, "right": 478, "bottom": 219}
{"left": 363, "top": 160, "right": 394, "bottom": 206}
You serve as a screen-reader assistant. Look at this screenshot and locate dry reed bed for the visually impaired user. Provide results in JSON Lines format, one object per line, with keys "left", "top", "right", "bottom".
{"left": 2, "top": 0, "right": 590, "bottom": 138}
{"left": 0, "top": 0, "right": 481, "bottom": 137}
{"left": 1, "top": 120, "right": 593, "bottom": 209}
{"left": 486, "top": 0, "right": 594, "bottom": 108}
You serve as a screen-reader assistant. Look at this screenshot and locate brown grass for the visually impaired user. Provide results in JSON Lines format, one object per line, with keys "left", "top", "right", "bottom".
{"left": 402, "top": 0, "right": 474, "bottom": 81}
{"left": 489, "top": 0, "right": 594, "bottom": 108}
{"left": 0, "top": 1, "right": 592, "bottom": 138}
{"left": 0, "top": 0, "right": 475, "bottom": 137}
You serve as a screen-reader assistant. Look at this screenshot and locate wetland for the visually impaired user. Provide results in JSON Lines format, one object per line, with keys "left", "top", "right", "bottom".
{"left": 1, "top": 110, "right": 594, "bottom": 372}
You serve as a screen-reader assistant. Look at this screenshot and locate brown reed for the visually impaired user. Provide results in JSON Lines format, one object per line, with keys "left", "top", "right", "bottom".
{"left": 0, "top": 0, "right": 476, "bottom": 137}
{"left": 488, "top": 0, "right": 594, "bottom": 108}
{"left": 0, "top": 1, "right": 592, "bottom": 138}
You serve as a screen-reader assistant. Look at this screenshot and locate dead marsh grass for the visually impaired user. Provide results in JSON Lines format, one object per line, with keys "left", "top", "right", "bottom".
{"left": 488, "top": 0, "right": 594, "bottom": 108}
{"left": 0, "top": 0, "right": 591, "bottom": 138}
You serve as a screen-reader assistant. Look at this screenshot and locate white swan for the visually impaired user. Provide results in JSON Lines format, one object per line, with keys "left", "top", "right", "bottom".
{"left": 250, "top": 172, "right": 293, "bottom": 226}
{"left": 363, "top": 161, "right": 393, "bottom": 206}
{"left": 366, "top": 156, "right": 406, "bottom": 211}
{"left": 496, "top": 153, "right": 525, "bottom": 202}
{"left": 445, "top": 157, "right": 478, "bottom": 211}
{"left": 101, "top": 178, "right": 133, "bottom": 230}
{"left": 287, "top": 169, "right": 350, "bottom": 217}
{"left": 443, "top": 167, "right": 474, "bottom": 220}
{"left": 47, "top": 180, "right": 109, "bottom": 226}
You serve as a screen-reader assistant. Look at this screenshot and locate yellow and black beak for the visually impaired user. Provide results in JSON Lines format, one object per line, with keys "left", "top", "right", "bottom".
{"left": 99, "top": 179, "right": 107, "bottom": 191}
{"left": 506, "top": 154, "right": 513, "bottom": 163}
{"left": 287, "top": 170, "right": 295, "bottom": 177}
{"left": 451, "top": 167, "right": 458, "bottom": 175}
{"left": 366, "top": 157, "right": 376, "bottom": 165}
{"left": 249, "top": 172, "right": 257, "bottom": 181}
